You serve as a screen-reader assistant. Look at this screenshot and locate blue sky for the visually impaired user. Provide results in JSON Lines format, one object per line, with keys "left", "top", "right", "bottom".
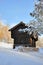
{"left": 0, "top": 0, "right": 34, "bottom": 27}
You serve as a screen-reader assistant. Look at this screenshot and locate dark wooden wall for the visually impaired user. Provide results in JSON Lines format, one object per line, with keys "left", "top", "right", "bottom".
{"left": 9, "top": 23, "right": 38, "bottom": 48}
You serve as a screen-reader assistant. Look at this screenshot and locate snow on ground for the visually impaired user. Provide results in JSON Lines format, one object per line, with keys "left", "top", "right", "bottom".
{"left": 0, "top": 47, "right": 43, "bottom": 65}
{"left": 0, "top": 42, "right": 13, "bottom": 48}
{"left": 0, "top": 42, "right": 43, "bottom": 65}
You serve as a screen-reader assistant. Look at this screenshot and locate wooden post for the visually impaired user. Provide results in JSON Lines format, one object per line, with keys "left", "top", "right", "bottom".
{"left": 13, "top": 39, "right": 15, "bottom": 49}
{"left": 32, "top": 39, "right": 36, "bottom": 47}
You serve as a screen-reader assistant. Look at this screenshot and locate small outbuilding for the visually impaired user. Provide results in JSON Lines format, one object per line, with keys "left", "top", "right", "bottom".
{"left": 9, "top": 22, "right": 38, "bottom": 49}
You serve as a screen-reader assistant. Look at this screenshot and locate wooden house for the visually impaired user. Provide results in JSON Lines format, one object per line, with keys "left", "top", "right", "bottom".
{"left": 9, "top": 22, "right": 38, "bottom": 49}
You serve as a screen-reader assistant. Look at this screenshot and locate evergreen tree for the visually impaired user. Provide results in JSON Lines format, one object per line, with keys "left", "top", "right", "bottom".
{"left": 29, "top": 0, "right": 43, "bottom": 34}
